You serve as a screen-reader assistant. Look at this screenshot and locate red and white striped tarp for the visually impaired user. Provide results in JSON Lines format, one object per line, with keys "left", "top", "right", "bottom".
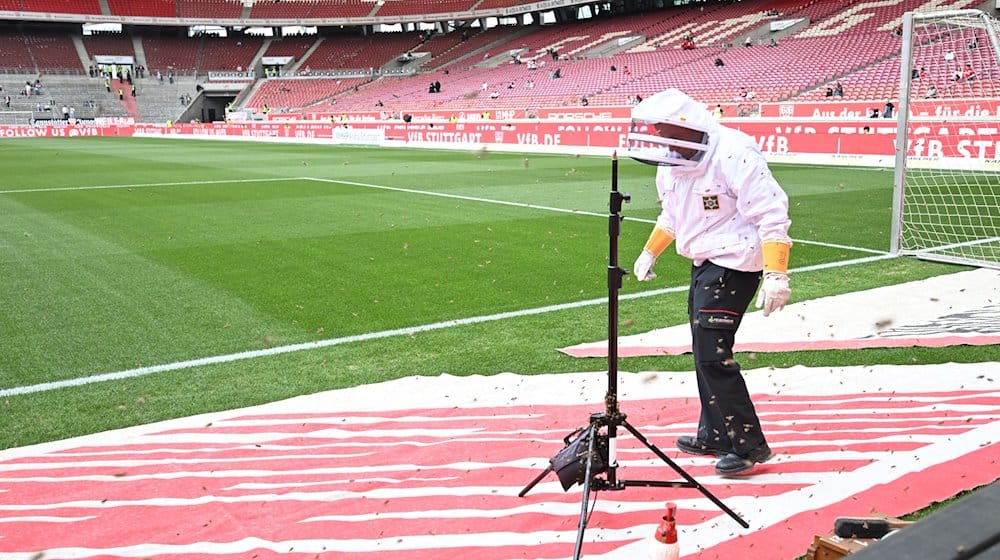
{"left": 560, "top": 268, "right": 1000, "bottom": 358}
{"left": 2, "top": 363, "right": 999, "bottom": 559}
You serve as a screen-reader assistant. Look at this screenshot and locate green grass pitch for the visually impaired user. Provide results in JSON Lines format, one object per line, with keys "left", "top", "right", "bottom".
{"left": 1, "top": 137, "right": 991, "bottom": 449}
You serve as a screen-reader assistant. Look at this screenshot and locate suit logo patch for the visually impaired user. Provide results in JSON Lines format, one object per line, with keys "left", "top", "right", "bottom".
{"left": 702, "top": 195, "right": 720, "bottom": 210}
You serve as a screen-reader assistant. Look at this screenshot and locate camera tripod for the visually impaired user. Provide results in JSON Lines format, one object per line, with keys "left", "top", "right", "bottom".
{"left": 518, "top": 152, "right": 749, "bottom": 559}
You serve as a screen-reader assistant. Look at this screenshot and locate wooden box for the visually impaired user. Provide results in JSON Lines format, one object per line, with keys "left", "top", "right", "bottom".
{"left": 805, "top": 534, "right": 879, "bottom": 560}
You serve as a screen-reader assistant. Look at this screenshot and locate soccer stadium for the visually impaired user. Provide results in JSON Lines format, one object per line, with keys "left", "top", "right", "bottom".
{"left": 1, "top": 0, "right": 999, "bottom": 558}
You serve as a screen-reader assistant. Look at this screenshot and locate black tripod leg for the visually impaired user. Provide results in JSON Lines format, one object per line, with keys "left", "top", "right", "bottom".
{"left": 518, "top": 465, "right": 552, "bottom": 498}
{"left": 621, "top": 419, "right": 749, "bottom": 528}
{"left": 572, "top": 423, "right": 598, "bottom": 560}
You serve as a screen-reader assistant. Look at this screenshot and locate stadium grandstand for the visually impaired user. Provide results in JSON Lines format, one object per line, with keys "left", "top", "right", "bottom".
{"left": 0, "top": 0, "right": 997, "bottom": 124}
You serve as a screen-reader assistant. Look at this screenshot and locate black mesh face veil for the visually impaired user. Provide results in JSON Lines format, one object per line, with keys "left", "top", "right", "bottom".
{"left": 625, "top": 89, "right": 713, "bottom": 167}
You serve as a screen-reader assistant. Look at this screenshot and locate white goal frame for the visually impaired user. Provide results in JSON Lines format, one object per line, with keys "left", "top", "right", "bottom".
{"left": 892, "top": 9, "right": 1000, "bottom": 270}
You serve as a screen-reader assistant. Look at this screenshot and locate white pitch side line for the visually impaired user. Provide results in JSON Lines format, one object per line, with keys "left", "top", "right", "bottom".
{"left": 1, "top": 176, "right": 894, "bottom": 397}
{"left": 0, "top": 177, "right": 304, "bottom": 195}
{"left": 305, "top": 177, "right": 888, "bottom": 255}
{"left": 1, "top": 175, "right": 886, "bottom": 256}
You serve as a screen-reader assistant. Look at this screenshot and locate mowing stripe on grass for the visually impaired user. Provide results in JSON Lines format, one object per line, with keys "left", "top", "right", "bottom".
{"left": 305, "top": 177, "right": 886, "bottom": 255}
{"left": 0, "top": 177, "right": 302, "bottom": 195}
{"left": 0, "top": 176, "right": 885, "bottom": 256}
{"left": 0, "top": 253, "right": 897, "bottom": 398}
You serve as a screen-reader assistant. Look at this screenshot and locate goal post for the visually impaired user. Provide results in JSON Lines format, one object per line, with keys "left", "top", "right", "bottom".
{"left": 892, "top": 9, "right": 1000, "bottom": 269}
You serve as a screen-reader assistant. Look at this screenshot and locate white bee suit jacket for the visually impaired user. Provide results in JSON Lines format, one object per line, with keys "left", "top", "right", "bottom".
{"left": 653, "top": 123, "right": 792, "bottom": 273}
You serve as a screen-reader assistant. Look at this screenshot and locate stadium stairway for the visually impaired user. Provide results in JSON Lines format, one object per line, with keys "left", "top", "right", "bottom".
{"left": 114, "top": 79, "right": 139, "bottom": 119}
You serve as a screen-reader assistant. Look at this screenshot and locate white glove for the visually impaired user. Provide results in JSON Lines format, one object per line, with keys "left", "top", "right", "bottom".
{"left": 756, "top": 272, "right": 790, "bottom": 316}
{"left": 632, "top": 249, "right": 657, "bottom": 281}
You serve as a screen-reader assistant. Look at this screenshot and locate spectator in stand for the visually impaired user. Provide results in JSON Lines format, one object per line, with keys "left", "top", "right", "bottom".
{"left": 870, "top": 107, "right": 880, "bottom": 118}
{"left": 883, "top": 101, "right": 894, "bottom": 118}
{"left": 712, "top": 104, "right": 723, "bottom": 119}
{"left": 925, "top": 84, "right": 938, "bottom": 98}
{"left": 824, "top": 86, "right": 834, "bottom": 97}
{"left": 744, "top": 35, "right": 753, "bottom": 47}
{"left": 961, "top": 63, "right": 976, "bottom": 81}
{"left": 715, "top": 57, "right": 725, "bottom": 67}
{"left": 833, "top": 81, "right": 844, "bottom": 97}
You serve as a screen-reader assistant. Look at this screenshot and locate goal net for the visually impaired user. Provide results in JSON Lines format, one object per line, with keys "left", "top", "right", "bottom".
{"left": 892, "top": 9, "right": 1000, "bottom": 269}
{"left": 0, "top": 111, "right": 33, "bottom": 126}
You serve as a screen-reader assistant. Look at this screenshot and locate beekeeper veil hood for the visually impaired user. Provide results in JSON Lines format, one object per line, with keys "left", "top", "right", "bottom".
{"left": 626, "top": 88, "right": 718, "bottom": 168}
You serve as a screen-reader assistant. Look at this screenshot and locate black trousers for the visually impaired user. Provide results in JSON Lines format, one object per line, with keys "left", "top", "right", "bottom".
{"left": 687, "top": 261, "right": 766, "bottom": 456}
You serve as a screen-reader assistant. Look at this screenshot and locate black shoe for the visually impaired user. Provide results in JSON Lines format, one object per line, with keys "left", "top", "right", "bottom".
{"left": 715, "top": 443, "right": 773, "bottom": 476}
{"left": 676, "top": 435, "right": 730, "bottom": 457}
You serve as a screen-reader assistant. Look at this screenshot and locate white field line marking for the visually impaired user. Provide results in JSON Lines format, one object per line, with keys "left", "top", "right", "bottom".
{"left": 0, "top": 253, "right": 896, "bottom": 398}
{"left": 1, "top": 177, "right": 894, "bottom": 397}
{"left": 305, "top": 177, "right": 887, "bottom": 255}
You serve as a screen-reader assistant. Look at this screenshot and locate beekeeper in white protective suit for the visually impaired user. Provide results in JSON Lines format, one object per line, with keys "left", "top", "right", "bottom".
{"left": 626, "top": 88, "right": 792, "bottom": 476}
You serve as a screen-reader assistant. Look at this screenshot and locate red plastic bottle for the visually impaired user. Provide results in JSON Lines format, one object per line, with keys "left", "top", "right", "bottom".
{"left": 649, "top": 502, "right": 680, "bottom": 560}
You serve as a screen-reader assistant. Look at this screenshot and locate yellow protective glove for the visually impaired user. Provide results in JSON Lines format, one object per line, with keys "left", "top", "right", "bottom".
{"left": 756, "top": 241, "right": 791, "bottom": 316}
{"left": 634, "top": 226, "right": 674, "bottom": 281}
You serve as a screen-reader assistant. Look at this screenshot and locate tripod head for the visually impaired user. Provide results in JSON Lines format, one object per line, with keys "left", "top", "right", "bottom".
{"left": 610, "top": 186, "right": 630, "bottom": 214}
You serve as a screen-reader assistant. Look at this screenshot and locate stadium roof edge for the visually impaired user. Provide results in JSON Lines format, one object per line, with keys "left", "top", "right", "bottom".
{"left": 0, "top": 0, "right": 596, "bottom": 28}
